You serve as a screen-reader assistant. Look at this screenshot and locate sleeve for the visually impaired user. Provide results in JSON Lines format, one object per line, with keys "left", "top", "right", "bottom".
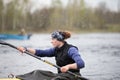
{"left": 68, "top": 47, "right": 85, "bottom": 69}
{"left": 35, "top": 48, "right": 55, "bottom": 57}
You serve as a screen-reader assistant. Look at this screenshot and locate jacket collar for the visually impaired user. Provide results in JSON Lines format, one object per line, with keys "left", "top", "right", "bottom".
{"left": 56, "top": 41, "right": 67, "bottom": 50}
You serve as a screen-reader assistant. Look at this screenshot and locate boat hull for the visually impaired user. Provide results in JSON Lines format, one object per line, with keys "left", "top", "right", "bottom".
{"left": 0, "top": 34, "right": 31, "bottom": 40}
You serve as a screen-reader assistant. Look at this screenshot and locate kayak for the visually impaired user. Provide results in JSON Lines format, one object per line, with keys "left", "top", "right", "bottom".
{"left": 16, "top": 70, "right": 88, "bottom": 80}
{"left": 0, "top": 34, "right": 32, "bottom": 40}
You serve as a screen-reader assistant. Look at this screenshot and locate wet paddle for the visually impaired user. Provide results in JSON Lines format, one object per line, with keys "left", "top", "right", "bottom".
{"left": 0, "top": 41, "right": 88, "bottom": 80}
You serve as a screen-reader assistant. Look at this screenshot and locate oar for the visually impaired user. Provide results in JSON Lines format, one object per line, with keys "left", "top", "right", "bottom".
{"left": 0, "top": 41, "right": 88, "bottom": 80}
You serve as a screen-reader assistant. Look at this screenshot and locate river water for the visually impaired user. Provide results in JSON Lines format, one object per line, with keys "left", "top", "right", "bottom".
{"left": 0, "top": 33, "right": 120, "bottom": 80}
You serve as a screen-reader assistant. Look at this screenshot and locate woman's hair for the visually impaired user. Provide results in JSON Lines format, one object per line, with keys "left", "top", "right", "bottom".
{"left": 62, "top": 31, "right": 71, "bottom": 39}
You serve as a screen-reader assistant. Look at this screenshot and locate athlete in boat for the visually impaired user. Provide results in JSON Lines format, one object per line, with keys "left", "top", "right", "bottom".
{"left": 18, "top": 30, "right": 85, "bottom": 80}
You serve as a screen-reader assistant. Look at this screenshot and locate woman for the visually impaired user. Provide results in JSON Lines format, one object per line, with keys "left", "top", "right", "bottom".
{"left": 18, "top": 31, "right": 85, "bottom": 80}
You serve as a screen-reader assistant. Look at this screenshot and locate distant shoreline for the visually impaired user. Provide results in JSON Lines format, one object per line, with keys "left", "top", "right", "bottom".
{"left": 0, "top": 29, "right": 120, "bottom": 34}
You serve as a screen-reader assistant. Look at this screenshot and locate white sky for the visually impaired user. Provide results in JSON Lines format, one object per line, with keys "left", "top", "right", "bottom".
{"left": 85, "top": 0, "right": 118, "bottom": 11}
{"left": 30, "top": 0, "right": 119, "bottom": 12}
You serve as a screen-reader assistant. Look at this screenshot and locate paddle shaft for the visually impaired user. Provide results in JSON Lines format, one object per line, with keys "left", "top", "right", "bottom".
{"left": 0, "top": 41, "right": 88, "bottom": 80}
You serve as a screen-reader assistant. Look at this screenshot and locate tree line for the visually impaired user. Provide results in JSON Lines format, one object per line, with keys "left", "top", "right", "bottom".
{"left": 0, "top": 0, "right": 120, "bottom": 33}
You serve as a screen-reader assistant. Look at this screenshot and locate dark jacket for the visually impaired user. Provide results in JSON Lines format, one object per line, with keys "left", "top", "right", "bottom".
{"left": 54, "top": 42, "right": 80, "bottom": 73}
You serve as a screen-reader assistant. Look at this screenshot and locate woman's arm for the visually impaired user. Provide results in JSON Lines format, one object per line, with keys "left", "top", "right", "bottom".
{"left": 60, "top": 63, "right": 78, "bottom": 73}
{"left": 17, "top": 47, "right": 36, "bottom": 54}
{"left": 60, "top": 47, "right": 85, "bottom": 73}
{"left": 68, "top": 47, "right": 85, "bottom": 69}
{"left": 17, "top": 47, "right": 55, "bottom": 57}
{"left": 35, "top": 48, "right": 55, "bottom": 57}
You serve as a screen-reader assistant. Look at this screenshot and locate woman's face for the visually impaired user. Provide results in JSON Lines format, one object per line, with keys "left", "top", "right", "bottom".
{"left": 51, "top": 38, "right": 61, "bottom": 48}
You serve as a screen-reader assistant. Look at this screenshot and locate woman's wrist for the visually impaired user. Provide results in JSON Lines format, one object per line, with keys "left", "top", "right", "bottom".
{"left": 67, "top": 63, "right": 77, "bottom": 69}
{"left": 24, "top": 47, "right": 28, "bottom": 51}
{"left": 66, "top": 64, "right": 70, "bottom": 69}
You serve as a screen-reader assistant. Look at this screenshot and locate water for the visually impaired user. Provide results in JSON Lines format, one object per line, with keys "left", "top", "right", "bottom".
{"left": 0, "top": 33, "right": 120, "bottom": 80}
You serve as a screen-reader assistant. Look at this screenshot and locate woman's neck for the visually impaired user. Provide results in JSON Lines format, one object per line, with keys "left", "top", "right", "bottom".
{"left": 58, "top": 42, "right": 64, "bottom": 48}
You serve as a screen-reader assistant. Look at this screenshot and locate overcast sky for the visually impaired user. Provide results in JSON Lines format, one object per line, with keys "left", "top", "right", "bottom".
{"left": 30, "top": 0, "right": 119, "bottom": 12}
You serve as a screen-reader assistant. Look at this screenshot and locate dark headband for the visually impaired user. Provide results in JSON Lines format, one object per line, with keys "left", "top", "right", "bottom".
{"left": 51, "top": 31, "right": 64, "bottom": 41}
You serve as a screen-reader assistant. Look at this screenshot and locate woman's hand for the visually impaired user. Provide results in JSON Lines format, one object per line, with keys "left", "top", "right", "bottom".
{"left": 17, "top": 47, "right": 26, "bottom": 53}
{"left": 60, "top": 65, "right": 70, "bottom": 73}
{"left": 60, "top": 63, "right": 78, "bottom": 73}
{"left": 17, "top": 47, "right": 36, "bottom": 55}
